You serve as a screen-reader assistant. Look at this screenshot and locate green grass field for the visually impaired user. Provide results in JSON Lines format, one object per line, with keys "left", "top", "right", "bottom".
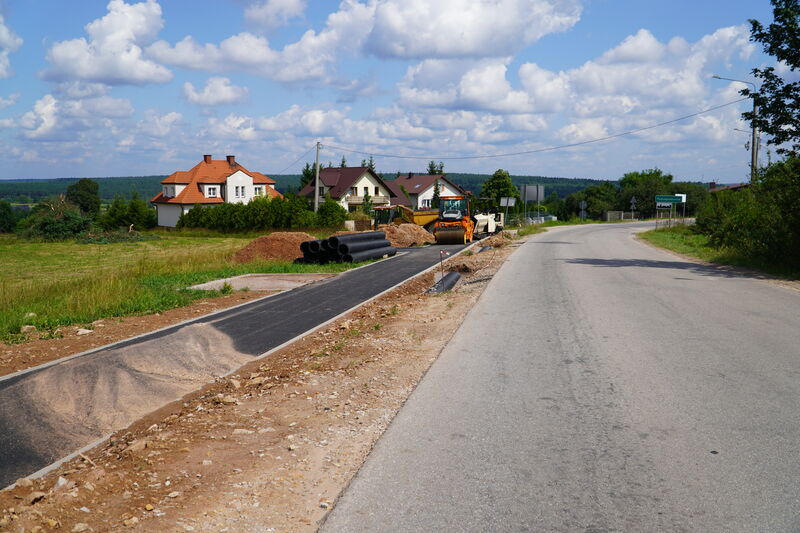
{"left": 0, "top": 230, "right": 354, "bottom": 343}
{"left": 638, "top": 226, "right": 799, "bottom": 279}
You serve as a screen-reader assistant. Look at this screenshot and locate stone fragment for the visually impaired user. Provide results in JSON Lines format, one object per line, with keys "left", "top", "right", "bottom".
{"left": 123, "top": 516, "right": 139, "bottom": 527}
{"left": 167, "top": 491, "right": 180, "bottom": 498}
{"left": 145, "top": 504, "right": 154, "bottom": 511}
{"left": 232, "top": 429, "right": 253, "bottom": 435}
{"left": 76, "top": 328, "right": 93, "bottom": 335}
{"left": 26, "top": 491, "right": 46, "bottom": 505}
{"left": 72, "top": 524, "right": 89, "bottom": 532}
{"left": 15, "top": 477, "right": 33, "bottom": 488}
{"left": 20, "top": 325, "right": 36, "bottom": 334}
{"left": 230, "top": 379, "right": 241, "bottom": 389}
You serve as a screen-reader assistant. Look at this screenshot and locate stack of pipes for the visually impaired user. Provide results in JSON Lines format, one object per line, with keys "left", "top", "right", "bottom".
{"left": 300, "top": 231, "right": 396, "bottom": 264}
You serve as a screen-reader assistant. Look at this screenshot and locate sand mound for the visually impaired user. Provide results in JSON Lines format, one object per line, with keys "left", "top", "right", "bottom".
{"left": 482, "top": 231, "right": 513, "bottom": 248}
{"left": 233, "top": 232, "right": 315, "bottom": 263}
{"left": 377, "top": 224, "right": 436, "bottom": 247}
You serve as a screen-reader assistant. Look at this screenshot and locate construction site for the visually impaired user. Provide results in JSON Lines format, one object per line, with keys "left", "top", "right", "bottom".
{"left": 0, "top": 206, "right": 518, "bottom": 532}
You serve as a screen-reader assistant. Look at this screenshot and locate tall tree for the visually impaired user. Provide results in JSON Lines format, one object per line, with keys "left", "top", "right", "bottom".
{"left": 340, "top": 155, "right": 347, "bottom": 168}
{"left": 480, "top": 169, "right": 519, "bottom": 205}
{"left": 300, "top": 162, "right": 316, "bottom": 188}
{"left": 367, "top": 155, "right": 376, "bottom": 172}
{"left": 431, "top": 180, "right": 441, "bottom": 209}
{"left": 427, "top": 160, "right": 444, "bottom": 174}
{"left": 65, "top": 178, "right": 101, "bottom": 218}
{"left": 0, "top": 201, "right": 17, "bottom": 233}
{"left": 744, "top": 0, "right": 800, "bottom": 154}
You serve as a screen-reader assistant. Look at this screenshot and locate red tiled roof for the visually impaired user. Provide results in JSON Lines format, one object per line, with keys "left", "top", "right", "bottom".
{"left": 161, "top": 158, "right": 276, "bottom": 185}
{"left": 152, "top": 155, "right": 281, "bottom": 205}
{"left": 299, "top": 167, "right": 397, "bottom": 200}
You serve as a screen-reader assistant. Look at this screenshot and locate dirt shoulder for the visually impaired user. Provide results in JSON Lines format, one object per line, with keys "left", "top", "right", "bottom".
{"left": 0, "top": 234, "right": 523, "bottom": 533}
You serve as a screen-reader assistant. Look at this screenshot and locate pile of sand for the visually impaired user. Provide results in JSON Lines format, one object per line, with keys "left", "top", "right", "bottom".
{"left": 232, "top": 232, "right": 315, "bottom": 263}
{"left": 481, "top": 231, "right": 513, "bottom": 248}
{"left": 378, "top": 224, "right": 436, "bottom": 247}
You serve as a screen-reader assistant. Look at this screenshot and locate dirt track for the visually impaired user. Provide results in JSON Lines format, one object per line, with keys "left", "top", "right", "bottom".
{"left": 0, "top": 235, "right": 520, "bottom": 533}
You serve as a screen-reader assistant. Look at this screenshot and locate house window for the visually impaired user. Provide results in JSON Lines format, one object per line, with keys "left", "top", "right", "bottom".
{"left": 350, "top": 187, "right": 357, "bottom": 196}
{"left": 374, "top": 186, "right": 380, "bottom": 195}
{"left": 363, "top": 186, "right": 369, "bottom": 196}
{"left": 207, "top": 187, "right": 217, "bottom": 198}
{"left": 318, "top": 186, "right": 325, "bottom": 196}
{"left": 254, "top": 186, "right": 263, "bottom": 196}
{"left": 421, "top": 199, "right": 431, "bottom": 208}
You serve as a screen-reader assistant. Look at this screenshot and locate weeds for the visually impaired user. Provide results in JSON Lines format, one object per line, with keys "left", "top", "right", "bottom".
{"left": 220, "top": 281, "right": 234, "bottom": 295}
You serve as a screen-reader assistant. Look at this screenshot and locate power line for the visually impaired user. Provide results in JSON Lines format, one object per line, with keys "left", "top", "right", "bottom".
{"left": 274, "top": 145, "right": 315, "bottom": 174}
{"left": 324, "top": 98, "right": 749, "bottom": 161}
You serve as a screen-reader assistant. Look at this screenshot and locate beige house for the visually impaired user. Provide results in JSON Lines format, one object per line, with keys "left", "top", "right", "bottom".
{"left": 299, "top": 167, "right": 396, "bottom": 211}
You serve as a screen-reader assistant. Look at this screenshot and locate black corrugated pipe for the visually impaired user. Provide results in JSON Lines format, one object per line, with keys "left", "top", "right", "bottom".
{"left": 343, "top": 246, "right": 397, "bottom": 263}
{"left": 427, "top": 271, "right": 461, "bottom": 293}
{"left": 300, "top": 241, "right": 312, "bottom": 254}
{"left": 338, "top": 239, "right": 392, "bottom": 255}
{"left": 307, "top": 239, "right": 324, "bottom": 253}
{"left": 478, "top": 246, "right": 493, "bottom": 253}
{"left": 328, "top": 231, "right": 386, "bottom": 248}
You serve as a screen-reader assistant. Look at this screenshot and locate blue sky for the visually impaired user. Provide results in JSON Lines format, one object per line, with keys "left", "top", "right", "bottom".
{"left": 0, "top": 0, "right": 782, "bottom": 183}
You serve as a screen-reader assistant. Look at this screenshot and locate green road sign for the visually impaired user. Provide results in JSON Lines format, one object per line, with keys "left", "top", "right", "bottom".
{"left": 655, "top": 195, "right": 681, "bottom": 203}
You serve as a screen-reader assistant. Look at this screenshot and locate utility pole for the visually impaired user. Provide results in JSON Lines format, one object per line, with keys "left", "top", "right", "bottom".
{"left": 314, "top": 141, "right": 321, "bottom": 212}
{"left": 712, "top": 75, "right": 758, "bottom": 183}
{"left": 750, "top": 98, "right": 758, "bottom": 183}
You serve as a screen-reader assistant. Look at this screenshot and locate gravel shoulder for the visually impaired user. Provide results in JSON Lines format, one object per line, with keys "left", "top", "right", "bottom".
{"left": 0, "top": 234, "right": 521, "bottom": 532}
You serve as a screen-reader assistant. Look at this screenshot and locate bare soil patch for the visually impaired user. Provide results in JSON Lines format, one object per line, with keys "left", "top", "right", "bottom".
{"left": 232, "top": 232, "right": 315, "bottom": 263}
{"left": 377, "top": 224, "right": 436, "bottom": 247}
{"left": 0, "top": 234, "right": 521, "bottom": 533}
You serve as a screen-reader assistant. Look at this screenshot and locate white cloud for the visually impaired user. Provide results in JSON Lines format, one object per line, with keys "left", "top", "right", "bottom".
{"left": 20, "top": 95, "right": 60, "bottom": 139}
{"left": 365, "top": 0, "right": 580, "bottom": 59}
{"left": 0, "top": 93, "right": 18, "bottom": 110}
{"left": 183, "top": 77, "right": 249, "bottom": 106}
{"left": 148, "top": 1, "right": 374, "bottom": 84}
{"left": 44, "top": 0, "right": 172, "bottom": 85}
{"left": 139, "top": 109, "right": 182, "bottom": 137}
{"left": 0, "top": 14, "right": 23, "bottom": 78}
{"left": 55, "top": 81, "right": 111, "bottom": 99}
{"left": 245, "top": 0, "right": 306, "bottom": 29}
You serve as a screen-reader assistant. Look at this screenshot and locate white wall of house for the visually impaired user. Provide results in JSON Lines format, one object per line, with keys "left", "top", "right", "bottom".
{"left": 224, "top": 171, "right": 255, "bottom": 204}
{"left": 416, "top": 180, "right": 462, "bottom": 208}
{"left": 157, "top": 204, "right": 184, "bottom": 227}
{"left": 340, "top": 172, "right": 391, "bottom": 210}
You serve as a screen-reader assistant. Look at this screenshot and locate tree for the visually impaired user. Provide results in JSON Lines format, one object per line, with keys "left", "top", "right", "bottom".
{"left": 126, "top": 192, "right": 157, "bottom": 230}
{"left": 431, "top": 180, "right": 441, "bottom": 209}
{"left": 618, "top": 168, "right": 673, "bottom": 218}
{"left": 427, "top": 161, "right": 444, "bottom": 174}
{"left": 17, "top": 196, "right": 90, "bottom": 240}
{"left": 65, "top": 178, "right": 101, "bottom": 218}
{"left": 0, "top": 201, "right": 17, "bottom": 232}
{"left": 367, "top": 155, "right": 376, "bottom": 172}
{"left": 317, "top": 195, "right": 347, "bottom": 228}
{"left": 480, "top": 169, "right": 519, "bottom": 204}
{"left": 300, "top": 162, "right": 316, "bottom": 189}
{"left": 743, "top": 0, "right": 800, "bottom": 155}
{"left": 361, "top": 190, "right": 373, "bottom": 214}
{"left": 340, "top": 155, "right": 347, "bottom": 168}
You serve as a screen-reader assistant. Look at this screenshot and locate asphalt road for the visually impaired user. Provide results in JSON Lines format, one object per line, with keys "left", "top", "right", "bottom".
{"left": 321, "top": 222, "right": 800, "bottom": 533}
{"left": 0, "top": 243, "right": 464, "bottom": 488}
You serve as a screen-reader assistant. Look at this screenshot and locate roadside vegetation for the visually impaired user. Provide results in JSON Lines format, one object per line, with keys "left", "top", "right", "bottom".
{"left": 0, "top": 234, "right": 356, "bottom": 343}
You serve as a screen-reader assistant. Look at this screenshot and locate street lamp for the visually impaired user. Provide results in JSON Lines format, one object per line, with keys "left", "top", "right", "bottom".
{"left": 712, "top": 75, "right": 758, "bottom": 183}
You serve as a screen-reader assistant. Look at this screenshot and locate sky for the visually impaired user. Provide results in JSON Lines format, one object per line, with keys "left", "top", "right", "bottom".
{"left": 0, "top": 0, "right": 786, "bottom": 183}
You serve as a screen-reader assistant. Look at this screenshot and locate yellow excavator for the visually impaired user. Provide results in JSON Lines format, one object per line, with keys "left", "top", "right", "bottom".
{"left": 432, "top": 196, "right": 475, "bottom": 244}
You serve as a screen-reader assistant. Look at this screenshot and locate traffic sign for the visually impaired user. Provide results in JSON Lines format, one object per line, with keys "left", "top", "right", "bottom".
{"left": 630, "top": 196, "right": 637, "bottom": 209}
{"left": 655, "top": 195, "right": 681, "bottom": 203}
{"left": 656, "top": 202, "right": 674, "bottom": 209}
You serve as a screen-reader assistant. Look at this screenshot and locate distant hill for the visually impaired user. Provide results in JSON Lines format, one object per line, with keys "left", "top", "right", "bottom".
{"left": 0, "top": 172, "right": 607, "bottom": 204}
{"left": 0, "top": 176, "right": 165, "bottom": 204}
{"left": 271, "top": 172, "right": 607, "bottom": 198}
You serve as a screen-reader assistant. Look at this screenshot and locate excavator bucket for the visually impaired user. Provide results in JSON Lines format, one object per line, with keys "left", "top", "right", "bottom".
{"left": 435, "top": 225, "right": 467, "bottom": 244}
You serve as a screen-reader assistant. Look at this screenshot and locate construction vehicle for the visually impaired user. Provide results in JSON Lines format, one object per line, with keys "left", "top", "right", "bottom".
{"left": 373, "top": 205, "right": 439, "bottom": 230}
{"left": 432, "top": 196, "right": 476, "bottom": 244}
{"left": 473, "top": 210, "right": 504, "bottom": 236}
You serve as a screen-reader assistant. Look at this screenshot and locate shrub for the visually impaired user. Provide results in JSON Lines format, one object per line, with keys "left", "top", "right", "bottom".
{"left": 317, "top": 196, "right": 348, "bottom": 228}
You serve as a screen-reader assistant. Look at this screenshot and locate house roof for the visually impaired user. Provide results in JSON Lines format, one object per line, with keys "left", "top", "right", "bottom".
{"left": 299, "top": 167, "right": 397, "bottom": 200}
{"left": 383, "top": 174, "right": 465, "bottom": 206}
{"left": 152, "top": 155, "right": 281, "bottom": 205}
{"left": 161, "top": 157, "right": 275, "bottom": 185}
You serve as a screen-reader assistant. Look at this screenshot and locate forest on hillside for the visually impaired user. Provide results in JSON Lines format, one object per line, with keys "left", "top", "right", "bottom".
{"left": 0, "top": 172, "right": 605, "bottom": 204}
{"left": 0, "top": 176, "right": 166, "bottom": 204}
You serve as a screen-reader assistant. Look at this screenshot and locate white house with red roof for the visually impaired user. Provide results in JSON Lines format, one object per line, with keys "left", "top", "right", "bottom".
{"left": 151, "top": 155, "right": 282, "bottom": 227}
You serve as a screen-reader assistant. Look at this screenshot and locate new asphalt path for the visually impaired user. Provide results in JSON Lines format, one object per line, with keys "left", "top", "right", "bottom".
{"left": 321, "top": 222, "right": 800, "bottom": 533}
{"left": 0, "top": 243, "right": 464, "bottom": 488}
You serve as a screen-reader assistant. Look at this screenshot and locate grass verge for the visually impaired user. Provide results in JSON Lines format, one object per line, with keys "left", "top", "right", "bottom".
{"left": 639, "top": 225, "right": 800, "bottom": 279}
{"left": 0, "top": 233, "right": 360, "bottom": 343}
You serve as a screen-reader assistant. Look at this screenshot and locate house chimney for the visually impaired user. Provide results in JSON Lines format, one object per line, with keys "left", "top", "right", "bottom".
{"left": 203, "top": 154, "right": 212, "bottom": 164}
{"left": 408, "top": 172, "right": 413, "bottom": 179}
{"left": 226, "top": 155, "right": 236, "bottom": 166}
{"left": 709, "top": 181, "right": 717, "bottom": 190}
